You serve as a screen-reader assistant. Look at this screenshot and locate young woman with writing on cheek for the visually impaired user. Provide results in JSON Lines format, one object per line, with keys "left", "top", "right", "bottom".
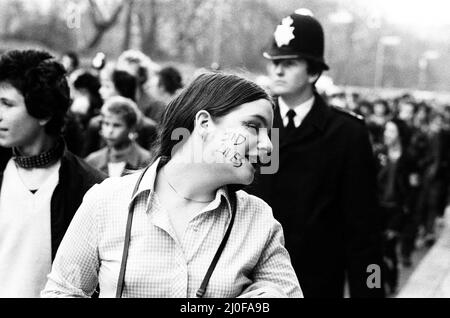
{"left": 42, "top": 72, "right": 302, "bottom": 298}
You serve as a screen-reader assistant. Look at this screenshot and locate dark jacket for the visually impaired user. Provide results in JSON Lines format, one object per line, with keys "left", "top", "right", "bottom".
{"left": 247, "top": 93, "right": 384, "bottom": 298}
{"left": 375, "top": 148, "right": 414, "bottom": 232}
{"left": 0, "top": 147, "right": 106, "bottom": 260}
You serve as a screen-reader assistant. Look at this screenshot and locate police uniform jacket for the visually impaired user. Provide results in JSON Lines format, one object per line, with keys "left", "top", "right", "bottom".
{"left": 247, "top": 92, "right": 384, "bottom": 298}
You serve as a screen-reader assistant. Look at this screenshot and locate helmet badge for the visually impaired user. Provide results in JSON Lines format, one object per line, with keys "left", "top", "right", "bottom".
{"left": 274, "top": 16, "right": 295, "bottom": 47}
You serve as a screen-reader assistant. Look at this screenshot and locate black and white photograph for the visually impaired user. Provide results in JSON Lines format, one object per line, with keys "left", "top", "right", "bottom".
{"left": 0, "top": 0, "right": 449, "bottom": 303}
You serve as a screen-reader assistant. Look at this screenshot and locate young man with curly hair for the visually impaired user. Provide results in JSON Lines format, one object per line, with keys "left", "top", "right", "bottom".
{"left": 0, "top": 50, "right": 106, "bottom": 297}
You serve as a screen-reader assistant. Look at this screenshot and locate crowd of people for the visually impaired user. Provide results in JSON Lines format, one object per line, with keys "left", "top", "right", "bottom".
{"left": 0, "top": 8, "right": 448, "bottom": 299}
{"left": 60, "top": 49, "right": 183, "bottom": 176}
{"left": 327, "top": 91, "right": 450, "bottom": 294}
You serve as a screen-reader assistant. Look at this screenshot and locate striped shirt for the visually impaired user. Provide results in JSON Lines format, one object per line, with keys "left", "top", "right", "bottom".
{"left": 42, "top": 159, "right": 302, "bottom": 298}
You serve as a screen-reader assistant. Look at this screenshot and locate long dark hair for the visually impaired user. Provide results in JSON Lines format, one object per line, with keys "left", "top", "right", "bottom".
{"left": 152, "top": 72, "right": 272, "bottom": 164}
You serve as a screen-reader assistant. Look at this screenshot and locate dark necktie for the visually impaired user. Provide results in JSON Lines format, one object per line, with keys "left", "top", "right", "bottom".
{"left": 285, "top": 109, "right": 297, "bottom": 135}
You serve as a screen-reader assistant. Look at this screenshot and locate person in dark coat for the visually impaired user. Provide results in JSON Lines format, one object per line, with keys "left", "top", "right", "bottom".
{"left": 418, "top": 113, "right": 449, "bottom": 245}
{"left": 397, "top": 101, "right": 429, "bottom": 266}
{"left": 247, "top": 9, "right": 385, "bottom": 298}
{"left": 0, "top": 50, "right": 106, "bottom": 297}
{"left": 375, "top": 119, "right": 413, "bottom": 295}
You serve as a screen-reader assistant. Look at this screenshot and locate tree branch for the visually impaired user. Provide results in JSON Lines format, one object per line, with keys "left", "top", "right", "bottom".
{"left": 82, "top": 0, "right": 126, "bottom": 51}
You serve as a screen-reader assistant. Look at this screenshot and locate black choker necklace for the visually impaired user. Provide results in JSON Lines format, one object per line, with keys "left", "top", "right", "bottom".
{"left": 13, "top": 138, "right": 65, "bottom": 169}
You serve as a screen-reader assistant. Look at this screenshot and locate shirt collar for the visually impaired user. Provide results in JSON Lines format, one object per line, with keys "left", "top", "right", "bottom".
{"left": 108, "top": 142, "right": 140, "bottom": 167}
{"left": 129, "top": 157, "right": 233, "bottom": 218}
{"left": 195, "top": 186, "right": 232, "bottom": 220}
{"left": 278, "top": 95, "right": 315, "bottom": 127}
{"left": 126, "top": 157, "right": 159, "bottom": 214}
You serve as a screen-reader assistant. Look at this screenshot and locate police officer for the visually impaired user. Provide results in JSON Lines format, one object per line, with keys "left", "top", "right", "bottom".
{"left": 248, "top": 9, "right": 385, "bottom": 298}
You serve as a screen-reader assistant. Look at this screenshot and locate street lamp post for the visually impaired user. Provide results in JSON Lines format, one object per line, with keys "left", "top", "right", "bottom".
{"left": 328, "top": 10, "right": 354, "bottom": 85}
{"left": 211, "top": 0, "right": 226, "bottom": 69}
{"left": 418, "top": 50, "right": 440, "bottom": 90}
{"left": 373, "top": 35, "right": 401, "bottom": 88}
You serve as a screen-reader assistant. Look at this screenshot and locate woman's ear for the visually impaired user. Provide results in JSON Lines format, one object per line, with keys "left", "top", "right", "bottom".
{"left": 194, "top": 110, "right": 213, "bottom": 139}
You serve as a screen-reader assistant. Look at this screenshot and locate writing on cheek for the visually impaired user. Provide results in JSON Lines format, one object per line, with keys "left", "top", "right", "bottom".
{"left": 216, "top": 132, "right": 247, "bottom": 167}
{"left": 231, "top": 133, "right": 246, "bottom": 146}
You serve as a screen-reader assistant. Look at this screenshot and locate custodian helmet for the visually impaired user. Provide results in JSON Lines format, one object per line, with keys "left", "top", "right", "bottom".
{"left": 263, "top": 8, "right": 329, "bottom": 70}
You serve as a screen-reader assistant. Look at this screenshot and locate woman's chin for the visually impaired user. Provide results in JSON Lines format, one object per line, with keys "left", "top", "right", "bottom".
{"left": 236, "top": 166, "right": 255, "bottom": 185}
{"left": 243, "top": 175, "right": 255, "bottom": 185}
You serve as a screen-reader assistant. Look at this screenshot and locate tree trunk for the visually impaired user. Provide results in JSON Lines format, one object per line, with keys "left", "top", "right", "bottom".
{"left": 122, "top": 0, "right": 135, "bottom": 51}
{"left": 140, "top": 0, "right": 159, "bottom": 57}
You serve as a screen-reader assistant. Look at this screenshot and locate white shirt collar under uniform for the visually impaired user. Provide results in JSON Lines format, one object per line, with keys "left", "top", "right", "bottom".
{"left": 278, "top": 95, "right": 315, "bottom": 128}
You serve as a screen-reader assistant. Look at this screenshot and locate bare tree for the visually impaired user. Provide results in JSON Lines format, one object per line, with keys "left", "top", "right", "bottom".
{"left": 81, "top": 0, "right": 126, "bottom": 52}
{"left": 173, "top": 0, "right": 216, "bottom": 62}
{"left": 0, "top": 0, "right": 27, "bottom": 37}
{"left": 122, "top": 0, "right": 135, "bottom": 51}
{"left": 137, "top": 0, "right": 159, "bottom": 56}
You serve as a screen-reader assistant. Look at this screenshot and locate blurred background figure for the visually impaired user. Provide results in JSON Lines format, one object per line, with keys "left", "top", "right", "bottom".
{"left": 418, "top": 112, "right": 449, "bottom": 246}
{"left": 398, "top": 100, "right": 416, "bottom": 127}
{"left": 370, "top": 99, "right": 390, "bottom": 127}
{"left": 327, "top": 87, "right": 347, "bottom": 108}
{"left": 70, "top": 70, "right": 103, "bottom": 130}
{"left": 367, "top": 99, "right": 391, "bottom": 149}
{"left": 398, "top": 100, "right": 430, "bottom": 266}
{"left": 99, "top": 63, "right": 137, "bottom": 101}
{"left": 116, "top": 50, "right": 165, "bottom": 123}
{"left": 61, "top": 70, "right": 103, "bottom": 156}
{"left": 83, "top": 63, "right": 157, "bottom": 158}
{"left": 148, "top": 66, "right": 183, "bottom": 106}
{"left": 85, "top": 96, "right": 152, "bottom": 177}
{"left": 375, "top": 119, "right": 413, "bottom": 295}
{"left": 356, "top": 99, "right": 374, "bottom": 119}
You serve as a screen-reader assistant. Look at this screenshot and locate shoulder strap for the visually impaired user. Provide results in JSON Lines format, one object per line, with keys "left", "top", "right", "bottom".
{"left": 196, "top": 191, "right": 237, "bottom": 298}
{"left": 115, "top": 166, "right": 149, "bottom": 298}
{"left": 115, "top": 177, "right": 238, "bottom": 298}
